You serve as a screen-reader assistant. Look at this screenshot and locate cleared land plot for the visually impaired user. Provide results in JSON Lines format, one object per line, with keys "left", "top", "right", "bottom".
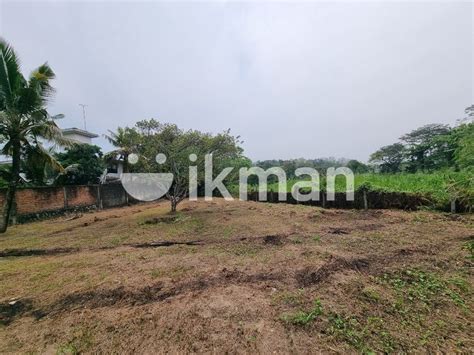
{"left": 0, "top": 199, "right": 473, "bottom": 353}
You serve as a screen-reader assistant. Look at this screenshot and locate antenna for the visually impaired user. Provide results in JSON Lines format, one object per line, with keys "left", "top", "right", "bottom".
{"left": 79, "top": 104, "right": 88, "bottom": 130}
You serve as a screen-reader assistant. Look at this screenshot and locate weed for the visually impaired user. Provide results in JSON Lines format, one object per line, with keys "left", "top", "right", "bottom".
{"left": 312, "top": 235, "right": 321, "bottom": 243}
{"left": 463, "top": 240, "right": 474, "bottom": 260}
{"left": 380, "top": 269, "right": 467, "bottom": 310}
{"left": 291, "top": 237, "right": 303, "bottom": 244}
{"left": 222, "top": 226, "right": 234, "bottom": 238}
{"left": 57, "top": 327, "right": 93, "bottom": 354}
{"left": 360, "top": 287, "right": 380, "bottom": 303}
{"left": 412, "top": 214, "right": 428, "bottom": 223}
{"left": 273, "top": 289, "right": 305, "bottom": 307}
{"left": 231, "top": 245, "right": 260, "bottom": 257}
{"left": 448, "top": 276, "right": 470, "bottom": 293}
{"left": 327, "top": 313, "right": 367, "bottom": 351}
{"left": 323, "top": 311, "right": 396, "bottom": 353}
{"left": 280, "top": 299, "right": 323, "bottom": 326}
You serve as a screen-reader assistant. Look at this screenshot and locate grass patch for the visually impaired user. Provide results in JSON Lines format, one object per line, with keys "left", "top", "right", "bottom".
{"left": 327, "top": 314, "right": 395, "bottom": 353}
{"left": 360, "top": 286, "right": 381, "bottom": 303}
{"left": 379, "top": 269, "right": 468, "bottom": 311}
{"left": 272, "top": 289, "right": 305, "bottom": 307}
{"left": 280, "top": 299, "right": 323, "bottom": 326}
{"left": 57, "top": 327, "right": 94, "bottom": 354}
{"left": 463, "top": 240, "right": 474, "bottom": 261}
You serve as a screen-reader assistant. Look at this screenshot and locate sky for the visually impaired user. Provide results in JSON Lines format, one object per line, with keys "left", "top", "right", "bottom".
{"left": 1, "top": 0, "right": 472, "bottom": 162}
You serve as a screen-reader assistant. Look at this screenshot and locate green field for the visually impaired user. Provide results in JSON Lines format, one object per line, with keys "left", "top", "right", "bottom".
{"left": 234, "top": 172, "right": 472, "bottom": 206}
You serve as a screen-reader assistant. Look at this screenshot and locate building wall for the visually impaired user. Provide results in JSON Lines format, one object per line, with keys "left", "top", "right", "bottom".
{"left": 63, "top": 133, "right": 93, "bottom": 145}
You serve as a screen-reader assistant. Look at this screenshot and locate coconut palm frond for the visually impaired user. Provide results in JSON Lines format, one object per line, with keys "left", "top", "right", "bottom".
{"left": 32, "top": 142, "right": 64, "bottom": 173}
{"left": 103, "top": 129, "right": 120, "bottom": 146}
{"left": 0, "top": 37, "right": 22, "bottom": 107}
{"left": 1, "top": 139, "right": 12, "bottom": 156}
{"left": 29, "top": 120, "right": 74, "bottom": 148}
{"left": 28, "top": 62, "right": 56, "bottom": 105}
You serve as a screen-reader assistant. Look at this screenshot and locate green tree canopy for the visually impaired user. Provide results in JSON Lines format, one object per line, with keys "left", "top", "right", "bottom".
{"left": 126, "top": 120, "right": 246, "bottom": 212}
{"left": 56, "top": 144, "right": 104, "bottom": 185}
{"left": 400, "top": 124, "right": 452, "bottom": 172}
{"left": 369, "top": 143, "right": 405, "bottom": 173}
{"left": 346, "top": 159, "right": 369, "bottom": 174}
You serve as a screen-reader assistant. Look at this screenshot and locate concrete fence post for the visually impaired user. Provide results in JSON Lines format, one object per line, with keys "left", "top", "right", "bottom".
{"left": 450, "top": 199, "right": 456, "bottom": 213}
{"left": 63, "top": 186, "right": 68, "bottom": 209}
{"left": 363, "top": 190, "right": 368, "bottom": 210}
{"left": 97, "top": 185, "right": 103, "bottom": 210}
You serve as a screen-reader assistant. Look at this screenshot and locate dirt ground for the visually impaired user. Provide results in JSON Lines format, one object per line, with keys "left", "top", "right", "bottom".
{"left": 0, "top": 199, "right": 472, "bottom": 353}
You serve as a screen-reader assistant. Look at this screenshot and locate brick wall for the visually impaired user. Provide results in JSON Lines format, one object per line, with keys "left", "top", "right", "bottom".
{"left": 16, "top": 187, "right": 65, "bottom": 214}
{"left": 0, "top": 185, "right": 102, "bottom": 217}
{"left": 65, "top": 186, "right": 98, "bottom": 208}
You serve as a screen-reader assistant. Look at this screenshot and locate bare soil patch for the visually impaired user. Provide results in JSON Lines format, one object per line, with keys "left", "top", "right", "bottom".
{"left": 0, "top": 247, "right": 79, "bottom": 258}
{"left": 0, "top": 199, "right": 472, "bottom": 353}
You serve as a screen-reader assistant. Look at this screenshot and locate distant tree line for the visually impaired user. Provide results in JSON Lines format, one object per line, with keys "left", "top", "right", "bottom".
{"left": 256, "top": 106, "right": 473, "bottom": 178}
{"left": 369, "top": 106, "right": 473, "bottom": 173}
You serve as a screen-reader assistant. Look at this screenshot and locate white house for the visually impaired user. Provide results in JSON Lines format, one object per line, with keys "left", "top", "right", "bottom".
{"left": 60, "top": 127, "right": 99, "bottom": 150}
{"left": 0, "top": 127, "right": 99, "bottom": 164}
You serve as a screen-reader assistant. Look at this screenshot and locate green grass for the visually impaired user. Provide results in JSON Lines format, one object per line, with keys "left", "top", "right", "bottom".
{"left": 379, "top": 269, "right": 468, "bottom": 310}
{"left": 464, "top": 240, "right": 474, "bottom": 261}
{"left": 280, "top": 299, "right": 323, "bottom": 326}
{"left": 232, "top": 171, "right": 471, "bottom": 206}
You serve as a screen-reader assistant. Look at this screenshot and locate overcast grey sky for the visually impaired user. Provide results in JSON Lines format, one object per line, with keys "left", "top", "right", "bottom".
{"left": 1, "top": 1, "right": 472, "bottom": 161}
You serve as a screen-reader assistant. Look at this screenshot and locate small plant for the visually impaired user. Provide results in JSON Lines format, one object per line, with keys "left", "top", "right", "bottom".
{"left": 56, "top": 327, "right": 93, "bottom": 354}
{"left": 360, "top": 287, "right": 381, "bottom": 303}
{"left": 291, "top": 237, "right": 303, "bottom": 244}
{"left": 273, "top": 289, "right": 305, "bottom": 307}
{"left": 412, "top": 214, "right": 428, "bottom": 223}
{"left": 327, "top": 313, "right": 367, "bottom": 351}
{"left": 312, "top": 235, "right": 321, "bottom": 243}
{"left": 463, "top": 240, "right": 474, "bottom": 261}
{"left": 380, "top": 269, "right": 467, "bottom": 310}
{"left": 280, "top": 299, "right": 323, "bottom": 326}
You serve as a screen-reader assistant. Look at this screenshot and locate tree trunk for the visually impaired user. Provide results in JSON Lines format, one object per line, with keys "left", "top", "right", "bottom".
{"left": 170, "top": 199, "right": 177, "bottom": 213}
{"left": 0, "top": 141, "right": 21, "bottom": 233}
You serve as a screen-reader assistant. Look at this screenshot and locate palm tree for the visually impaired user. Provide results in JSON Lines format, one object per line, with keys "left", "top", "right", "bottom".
{"left": 0, "top": 38, "right": 70, "bottom": 233}
{"left": 103, "top": 127, "right": 140, "bottom": 174}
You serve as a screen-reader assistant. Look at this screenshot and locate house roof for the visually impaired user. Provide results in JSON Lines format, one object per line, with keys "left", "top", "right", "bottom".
{"left": 61, "top": 127, "right": 99, "bottom": 138}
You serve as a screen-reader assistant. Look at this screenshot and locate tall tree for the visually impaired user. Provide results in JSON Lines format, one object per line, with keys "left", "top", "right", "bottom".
{"left": 0, "top": 38, "right": 70, "bottom": 233}
{"left": 132, "top": 120, "right": 245, "bottom": 212}
{"left": 369, "top": 143, "right": 405, "bottom": 173}
{"left": 453, "top": 122, "right": 474, "bottom": 171}
{"left": 400, "top": 124, "right": 452, "bottom": 172}
{"left": 346, "top": 159, "right": 369, "bottom": 174}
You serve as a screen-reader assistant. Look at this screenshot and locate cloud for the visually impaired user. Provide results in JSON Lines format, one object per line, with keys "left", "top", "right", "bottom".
{"left": 2, "top": 1, "right": 472, "bottom": 161}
